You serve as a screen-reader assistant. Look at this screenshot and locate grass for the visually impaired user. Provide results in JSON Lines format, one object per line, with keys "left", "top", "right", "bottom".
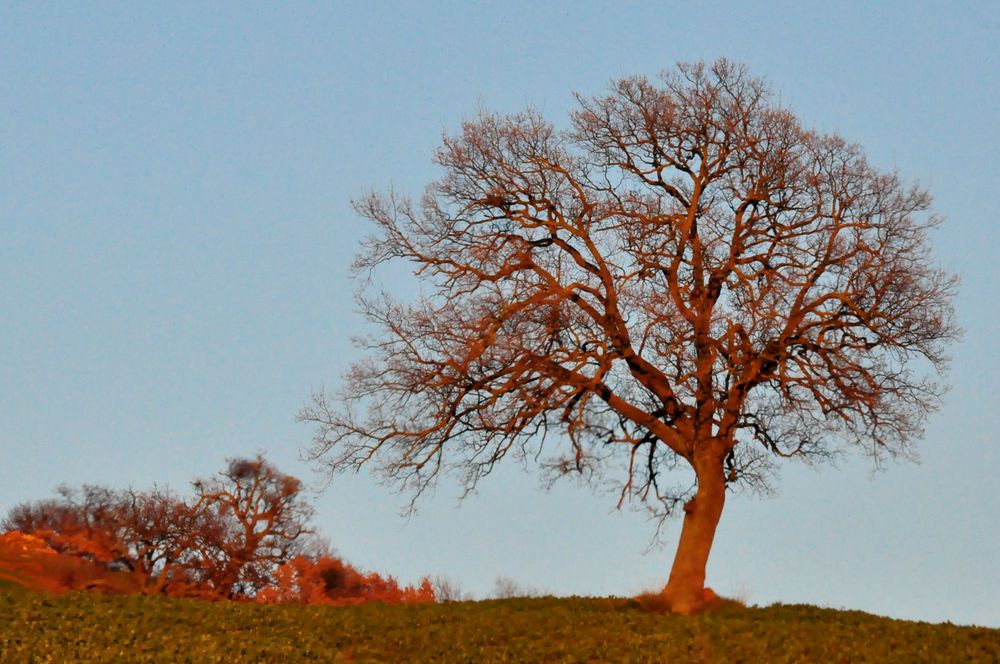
{"left": 1, "top": 587, "right": 997, "bottom": 663}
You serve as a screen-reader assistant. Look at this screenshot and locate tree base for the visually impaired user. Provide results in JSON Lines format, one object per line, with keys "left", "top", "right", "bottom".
{"left": 636, "top": 587, "right": 723, "bottom": 615}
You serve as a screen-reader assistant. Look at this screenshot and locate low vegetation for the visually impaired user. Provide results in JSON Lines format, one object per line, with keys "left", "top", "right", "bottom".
{"left": 1, "top": 585, "right": 996, "bottom": 663}
{"left": 1, "top": 456, "right": 435, "bottom": 606}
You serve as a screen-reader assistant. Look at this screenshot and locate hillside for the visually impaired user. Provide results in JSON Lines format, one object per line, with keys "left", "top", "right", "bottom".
{"left": 1, "top": 585, "right": 997, "bottom": 662}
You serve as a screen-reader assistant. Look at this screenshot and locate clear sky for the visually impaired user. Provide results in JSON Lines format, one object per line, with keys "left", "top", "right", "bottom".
{"left": 2, "top": 1, "right": 997, "bottom": 627}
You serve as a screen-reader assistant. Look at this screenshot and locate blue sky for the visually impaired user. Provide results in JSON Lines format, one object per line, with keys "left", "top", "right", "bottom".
{"left": 2, "top": 1, "right": 997, "bottom": 626}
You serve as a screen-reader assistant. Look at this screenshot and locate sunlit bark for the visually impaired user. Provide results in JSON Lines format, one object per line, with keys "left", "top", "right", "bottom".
{"left": 302, "top": 59, "right": 959, "bottom": 613}
{"left": 662, "top": 445, "right": 726, "bottom": 613}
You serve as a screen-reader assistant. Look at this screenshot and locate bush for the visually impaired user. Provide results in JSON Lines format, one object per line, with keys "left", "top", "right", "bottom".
{"left": 257, "top": 555, "right": 435, "bottom": 605}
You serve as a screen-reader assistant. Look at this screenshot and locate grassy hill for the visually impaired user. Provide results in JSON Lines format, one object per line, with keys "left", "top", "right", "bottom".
{"left": 1, "top": 584, "right": 997, "bottom": 663}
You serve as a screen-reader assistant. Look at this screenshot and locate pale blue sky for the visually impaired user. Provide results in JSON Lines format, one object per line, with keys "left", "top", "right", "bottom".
{"left": 2, "top": 2, "right": 997, "bottom": 626}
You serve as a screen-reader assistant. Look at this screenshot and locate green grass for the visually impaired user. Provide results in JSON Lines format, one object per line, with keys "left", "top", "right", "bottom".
{"left": 1, "top": 589, "right": 997, "bottom": 663}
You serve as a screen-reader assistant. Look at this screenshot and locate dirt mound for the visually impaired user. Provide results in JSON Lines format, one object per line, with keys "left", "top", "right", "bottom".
{"left": 0, "top": 531, "right": 58, "bottom": 558}
{"left": 0, "top": 529, "right": 101, "bottom": 593}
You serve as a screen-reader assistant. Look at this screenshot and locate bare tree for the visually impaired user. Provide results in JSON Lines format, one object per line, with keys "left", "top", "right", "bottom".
{"left": 191, "top": 455, "right": 314, "bottom": 598}
{"left": 302, "top": 60, "right": 959, "bottom": 613}
{"left": 3, "top": 485, "right": 195, "bottom": 593}
{"left": 115, "top": 487, "right": 199, "bottom": 593}
{"left": 492, "top": 575, "right": 541, "bottom": 599}
{"left": 430, "top": 575, "right": 468, "bottom": 602}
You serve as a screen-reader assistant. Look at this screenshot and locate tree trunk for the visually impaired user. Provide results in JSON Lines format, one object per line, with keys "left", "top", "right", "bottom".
{"left": 661, "top": 448, "right": 726, "bottom": 614}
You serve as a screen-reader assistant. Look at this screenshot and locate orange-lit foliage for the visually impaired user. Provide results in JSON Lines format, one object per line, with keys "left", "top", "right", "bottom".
{"left": 2, "top": 457, "right": 434, "bottom": 605}
{"left": 2, "top": 457, "right": 316, "bottom": 600}
{"left": 6, "top": 486, "right": 126, "bottom": 566}
{"left": 257, "top": 555, "right": 435, "bottom": 606}
{"left": 1, "top": 530, "right": 434, "bottom": 605}
{"left": 5, "top": 485, "right": 215, "bottom": 595}
{"left": 0, "top": 531, "right": 141, "bottom": 595}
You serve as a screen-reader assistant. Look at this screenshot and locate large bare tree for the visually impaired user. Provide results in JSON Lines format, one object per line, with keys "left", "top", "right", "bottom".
{"left": 302, "top": 60, "right": 959, "bottom": 613}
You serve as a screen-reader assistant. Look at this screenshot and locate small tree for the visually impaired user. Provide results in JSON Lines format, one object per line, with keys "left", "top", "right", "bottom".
{"left": 115, "top": 487, "right": 198, "bottom": 593}
{"left": 430, "top": 575, "right": 468, "bottom": 602}
{"left": 191, "top": 455, "right": 314, "bottom": 598}
{"left": 493, "top": 575, "right": 537, "bottom": 599}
